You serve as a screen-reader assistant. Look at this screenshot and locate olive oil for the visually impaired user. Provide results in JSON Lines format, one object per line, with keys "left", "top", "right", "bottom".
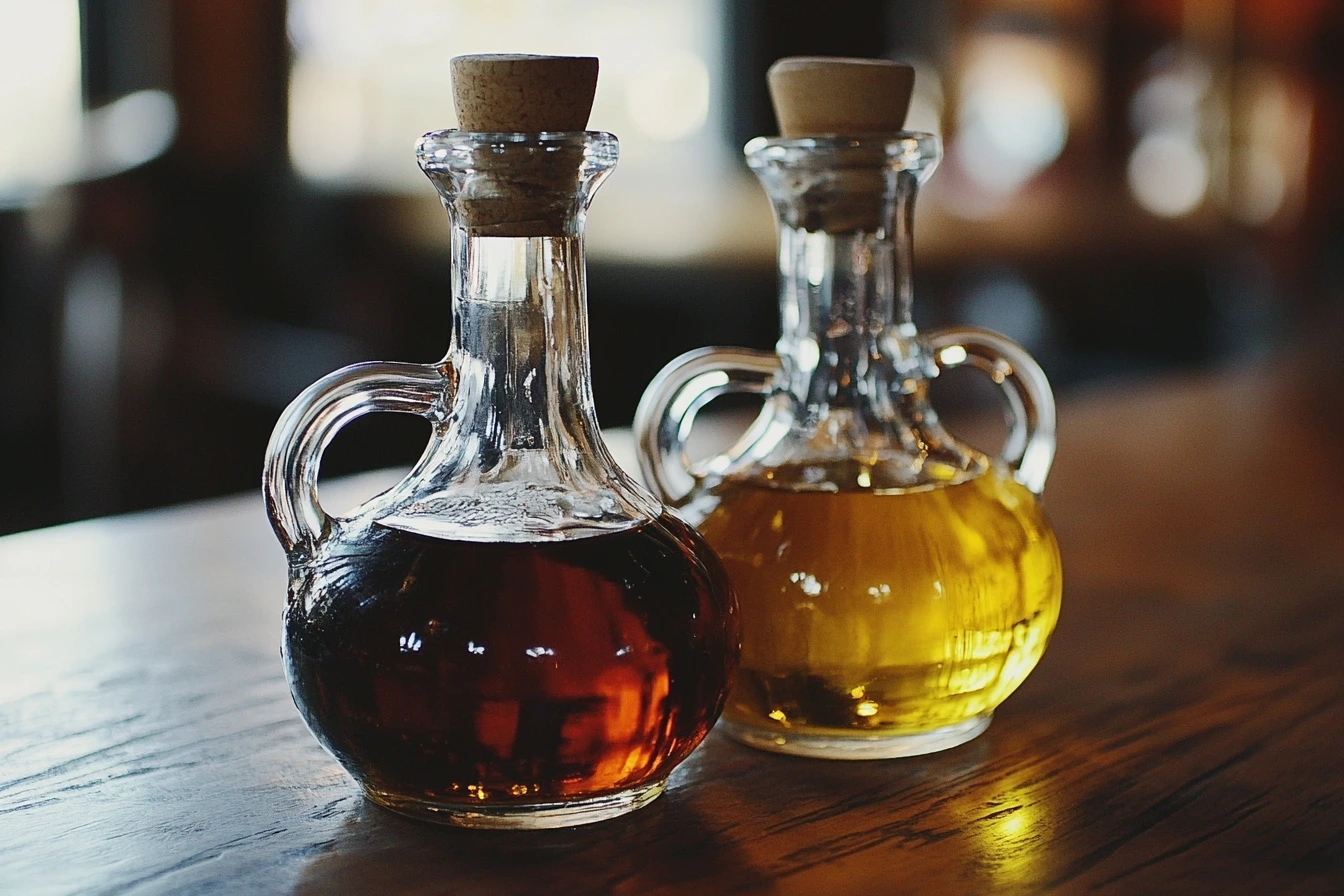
{"left": 699, "top": 466, "right": 1061, "bottom": 754}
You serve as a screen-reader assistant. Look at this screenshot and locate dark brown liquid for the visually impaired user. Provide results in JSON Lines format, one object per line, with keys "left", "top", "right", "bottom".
{"left": 284, "top": 512, "right": 738, "bottom": 808}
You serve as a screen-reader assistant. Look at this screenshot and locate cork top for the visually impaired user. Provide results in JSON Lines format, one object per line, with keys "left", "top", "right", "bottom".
{"left": 451, "top": 54, "right": 598, "bottom": 132}
{"left": 767, "top": 57, "right": 914, "bottom": 138}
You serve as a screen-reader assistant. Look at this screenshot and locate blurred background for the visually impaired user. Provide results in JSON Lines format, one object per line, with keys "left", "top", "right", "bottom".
{"left": 0, "top": 0, "right": 1341, "bottom": 534}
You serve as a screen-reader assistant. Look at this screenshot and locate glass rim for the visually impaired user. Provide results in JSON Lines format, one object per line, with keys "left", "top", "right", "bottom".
{"left": 744, "top": 132, "right": 940, "bottom": 164}
{"left": 417, "top": 128, "right": 616, "bottom": 148}
{"left": 416, "top": 129, "right": 618, "bottom": 172}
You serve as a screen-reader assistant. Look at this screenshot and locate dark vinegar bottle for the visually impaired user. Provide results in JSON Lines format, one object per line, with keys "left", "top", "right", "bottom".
{"left": 265, "top": 57, "right": 738, "bottom": 829}
{"left": 284, "top": 513, "right": 735, "bottom": 815}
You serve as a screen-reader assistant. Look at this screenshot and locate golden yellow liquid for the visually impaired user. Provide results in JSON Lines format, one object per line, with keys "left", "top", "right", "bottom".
{"left": 699, "top": 467, "right": 1061, "bottom": 740}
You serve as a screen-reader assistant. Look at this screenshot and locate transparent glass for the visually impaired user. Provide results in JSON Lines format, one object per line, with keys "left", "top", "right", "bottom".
{"left": 635, "top": 134, "right": 1061, "bottom": 759}
{"left": 264, "top": 131, "right": 738, "bottom": 827}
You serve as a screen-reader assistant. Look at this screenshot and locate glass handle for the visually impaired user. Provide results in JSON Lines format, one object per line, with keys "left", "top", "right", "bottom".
{"left": 634, "top": 347, "right": 781, "bottom": 507}
{"left": 263, "top": 361, "right": 447, "bottom": 554}
{"left": 925, "top": 327, "right": 1057, "bottom": 494}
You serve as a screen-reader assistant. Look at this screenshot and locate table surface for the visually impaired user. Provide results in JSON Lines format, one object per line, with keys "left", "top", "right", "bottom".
{"left": 3, "top": 355, "right": 1343, "bottom": 896}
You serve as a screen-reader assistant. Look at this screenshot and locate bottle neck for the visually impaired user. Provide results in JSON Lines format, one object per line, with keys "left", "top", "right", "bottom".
{"left": 775, "top": 185, "right": 921, "bottom": 415}
{"left": 748, "top": 135, "right": 939, "bottom": 424}
{"left": 729, "top": 132, "right": 990, "bottom": 490}
{"left": 416, "top": 130, "right": 618, "bottom": 473}
{"left": 448, "top": 232, "right": 601, "bottom": 466}
{"left": 375, "top": 127, "right": 660, "bottom": 541}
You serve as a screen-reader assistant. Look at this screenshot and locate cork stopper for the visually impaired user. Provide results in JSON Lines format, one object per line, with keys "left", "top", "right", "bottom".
{"left": 767, "top": 57, "right": 914, "bottom": 137}
{"left": 451, "top": 54, "right": 598, "bottom": 132}
{"left": 444, "top": 55, "right": 601, "bottom": 237}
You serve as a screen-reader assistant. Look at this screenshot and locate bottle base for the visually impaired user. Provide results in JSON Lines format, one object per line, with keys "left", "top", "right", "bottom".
{"left": 720, "top": 712, "right": 992, "bottom": 759}
{"left": 362, "top": 779, "right": 667, "bottom": 829}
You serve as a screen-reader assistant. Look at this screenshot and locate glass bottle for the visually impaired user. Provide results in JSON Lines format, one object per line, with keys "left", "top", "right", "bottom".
{"left": 263, "top": 56, "right": 738, "bottom": 828}
{"left": 635, "top": 60, "right": 1061, "bottom": 759}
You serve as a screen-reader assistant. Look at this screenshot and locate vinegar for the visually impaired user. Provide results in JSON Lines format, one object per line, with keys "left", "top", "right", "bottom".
{"left": 698, "top": 466, "right": 1061, "bottom": 755}
{"left": 284, "top": 512, "right": 737, "bottom": 821}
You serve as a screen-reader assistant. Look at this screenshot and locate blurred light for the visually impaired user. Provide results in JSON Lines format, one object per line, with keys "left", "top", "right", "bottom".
{"left": 904, "top": 59, "right": 944, "bottom": 135}
{"left": 1229, "top": 64, "right": 1311, "bottom": 227}
{"left": 1127, "top": 133, "right": 1208, "bottom": 217}
{"left": 0, "top": 0, "right": 82, "bottom": 206}
{"left": 1, "top": 4, "right": 176, "bottom": 204}
{"left": 1242, "top": 65, "right": 1290, "bottom": 135}
{"left": 85, "top": 90, "right": 178, "bottom": 178}
{"left": 951, "top": 33, "right": 1069, "bottom": 198}
{"left": 1129, "top": 57, "right": 1211, "bottom": 135}
{"left": 288, "top": 63, "right": 366, "bottom": 182}
{"left": 287, "top": 0, "right": 731, "bottom": 261}
{"left": 625, "top": 51, "right": 710, "bottom": 141}
{"left": 286, "top": 0, "right": 726, "bottom": 189}
{"left": 1232, "top": 153, "right": 1286, "bottom": 226}
{"left": 288, "top": 0, "right": 372, "bottom": 60}
{"left": 1127, "top": 49, "right": 1213, "bottom": 219}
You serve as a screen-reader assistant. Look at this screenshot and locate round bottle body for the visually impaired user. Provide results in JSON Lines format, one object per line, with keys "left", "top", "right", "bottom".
{"left": 284, "top": 512, "right": 738, "bottom": 828}
{"left": 699, "top": 466, "right": 1060, "bottom": 758}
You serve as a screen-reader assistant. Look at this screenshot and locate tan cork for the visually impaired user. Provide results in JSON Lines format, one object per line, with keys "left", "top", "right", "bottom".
{"left": 447, "top": 55, "right": 600, "bottom": 236}
{"left": 451, "top": 54, "right": 598, "bottom": 132}
{"left": 767, "top": 56, "right": 914, "bottom": 137}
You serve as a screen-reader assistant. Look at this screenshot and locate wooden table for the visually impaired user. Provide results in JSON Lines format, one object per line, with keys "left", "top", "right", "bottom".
{"left": 3, "top": 356, "right": 1343, "bottom": 895}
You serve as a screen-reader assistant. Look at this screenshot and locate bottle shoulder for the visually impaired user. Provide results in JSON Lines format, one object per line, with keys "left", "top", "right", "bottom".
{"left": 346, "top": 432, "right": 665, "bottom": 544}
{"left": 725, "top": 400, "right": 991, "bottom": 494}
{"left": 701, "top": 464, "right": 1057, "bottom": 556}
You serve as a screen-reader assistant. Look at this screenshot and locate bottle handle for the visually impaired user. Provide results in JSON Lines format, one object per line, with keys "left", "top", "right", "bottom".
{"left": 263, "top": 361, "right": 448, "bottom": 554}
{"left": 924, "top": 327, "right": 1057, "bottom": 494}
{"left": 634, "top": 347, "right": 781, "bottom": 507}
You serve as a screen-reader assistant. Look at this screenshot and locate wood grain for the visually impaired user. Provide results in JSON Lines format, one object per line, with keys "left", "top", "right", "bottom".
{"left": 2, "top": 356, "right": 1343, "bottom": 895}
